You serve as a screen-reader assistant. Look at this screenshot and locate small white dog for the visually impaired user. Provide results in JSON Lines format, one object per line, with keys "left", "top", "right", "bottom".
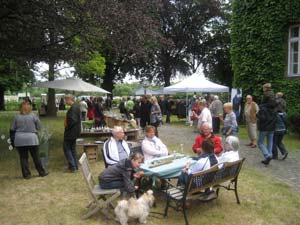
{"left": 114, "top": 190, "right": 155, "bottom": 225}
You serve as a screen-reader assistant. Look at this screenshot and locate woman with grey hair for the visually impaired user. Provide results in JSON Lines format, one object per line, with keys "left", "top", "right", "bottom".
{"left": 217, "top": 136, "right": 240, "bottom": 164}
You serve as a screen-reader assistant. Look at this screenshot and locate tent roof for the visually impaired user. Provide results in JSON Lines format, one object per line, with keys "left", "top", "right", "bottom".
{"left": 34, "top": 78, "right": 110, "bottom": 94}
{"left": 163, "top": 73, "right": 229, "bottom": 93}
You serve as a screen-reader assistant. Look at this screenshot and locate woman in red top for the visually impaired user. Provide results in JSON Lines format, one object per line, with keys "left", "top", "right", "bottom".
{"left": 192, "top": 122, "right": 223, "bottom": 156}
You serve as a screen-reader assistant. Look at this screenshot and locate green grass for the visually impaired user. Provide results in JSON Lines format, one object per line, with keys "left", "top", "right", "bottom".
{"left": 0, "top": 112, "right": 300, "bottom": 225}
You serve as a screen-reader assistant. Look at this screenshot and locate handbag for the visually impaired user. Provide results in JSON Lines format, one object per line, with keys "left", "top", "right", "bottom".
{"left": 9, "top": 129, "right": 16, "bottom": 147}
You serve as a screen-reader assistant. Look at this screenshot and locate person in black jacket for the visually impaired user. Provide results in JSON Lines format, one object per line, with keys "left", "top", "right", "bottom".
{"left": 257, "top": 83, "right": 277, "bottom": 165}
{"left": 99, "top": 152, "right": 144, "bottom": 197}
{"left": 63, "top": 94, "right": 81, "bottom": 172}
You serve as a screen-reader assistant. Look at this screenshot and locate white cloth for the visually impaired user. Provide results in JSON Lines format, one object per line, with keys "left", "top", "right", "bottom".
{"left": 197, "top": 107, "right": 212, "bottom": 129}
{"left": 79, "top": 100, "right": 88, "bottom": 113}
{"left": 102, "top": 137, "right": 131, "bottom": 166}
{"left": 217, "top": 151, "right": 240, "bottom": 164}
{"left": 141, "top": 136, "right": 168, "bottom": 161}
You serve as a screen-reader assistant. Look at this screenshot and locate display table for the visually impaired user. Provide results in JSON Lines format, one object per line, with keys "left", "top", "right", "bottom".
{"left": 80, "top": 128, "right": 140, "bottom": 141}
{"left": 104, "top": 115, "right": 131, "bottom": 128}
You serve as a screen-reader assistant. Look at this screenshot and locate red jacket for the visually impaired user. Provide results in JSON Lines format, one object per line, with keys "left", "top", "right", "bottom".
{"left": 192, "top": 134, "right": 223, "bottom": 155}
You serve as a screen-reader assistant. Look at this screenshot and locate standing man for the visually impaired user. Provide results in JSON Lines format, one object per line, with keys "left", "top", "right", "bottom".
{"left": 210, "top": 95, "right": 223, "bottom": 134}
{"left": 257, "top": 83, "right": 277, "bottom": 165}
{"left": 244, "top": 95, "right": 259, "bottom": 148}
{"left": 63, "top": 94, "right": 81, "bottom": 172}
{"left": 140, "top": 95, "right": 152, "bottom": 130}
{"left": 193, "top": 99, "right": 212, "bottom": 131}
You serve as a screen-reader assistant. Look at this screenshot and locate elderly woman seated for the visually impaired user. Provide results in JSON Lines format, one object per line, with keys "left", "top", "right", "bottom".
{"left": 141, "top": 125, "right": 169, "bottom": 161}
{"left": 217, "top": 135, "right": 240, "bottom": 164}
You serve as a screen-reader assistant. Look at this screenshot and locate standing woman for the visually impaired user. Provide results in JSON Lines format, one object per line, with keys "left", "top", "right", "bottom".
{"left": 11, "top": 102, "right": 48, "bottom": 179}
{"left": 150, "top": 96, "right": 162, "bottom": 137}
{"left": 220, "top": 102, "right": 238, "bottom": 137}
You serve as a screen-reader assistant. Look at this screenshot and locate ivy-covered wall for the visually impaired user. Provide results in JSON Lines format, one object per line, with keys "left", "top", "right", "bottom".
{"left": 231, "top": 0, "right": 300, "bottom": 131}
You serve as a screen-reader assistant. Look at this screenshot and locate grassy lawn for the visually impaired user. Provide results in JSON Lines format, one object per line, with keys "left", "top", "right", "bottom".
{"left": 0, "top": 112, "right": 300, "bottom": 225}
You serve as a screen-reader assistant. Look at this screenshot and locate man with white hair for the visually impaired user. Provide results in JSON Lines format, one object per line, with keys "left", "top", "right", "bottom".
{"left": 102, "top": 126, "right": 131, "bottom": 167}
{"left": 193, "top": 99, "right": 212, "bottom": 130}
{"left": 192, "top": 122, "right": 223, "bottom": 156}
{"left": 209, "top": 95, "right": 223, "bottom": 133}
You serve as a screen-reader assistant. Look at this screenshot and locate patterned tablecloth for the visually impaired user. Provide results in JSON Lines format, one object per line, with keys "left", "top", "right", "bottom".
{"left": 140, "top": 154, "right": 196, "bottom": 180}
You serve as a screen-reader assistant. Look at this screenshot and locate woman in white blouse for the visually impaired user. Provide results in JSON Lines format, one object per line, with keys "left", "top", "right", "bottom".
{"left": 141, "top": 125, "right": 168, "bottom": 161}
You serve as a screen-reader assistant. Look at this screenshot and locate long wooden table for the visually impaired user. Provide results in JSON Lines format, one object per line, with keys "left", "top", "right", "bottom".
{"left": 80, "top": 128, "right": 140, "bottom": 141}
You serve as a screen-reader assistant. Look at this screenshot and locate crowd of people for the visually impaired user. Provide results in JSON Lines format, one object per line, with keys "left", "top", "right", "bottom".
{"left": 10, "top": 83, "right": 289, "bottom": 204}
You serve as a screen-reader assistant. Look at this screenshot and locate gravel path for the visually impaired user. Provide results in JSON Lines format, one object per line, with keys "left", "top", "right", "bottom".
{"left": 158, "top": 123, "right": 300, "bottom": 192}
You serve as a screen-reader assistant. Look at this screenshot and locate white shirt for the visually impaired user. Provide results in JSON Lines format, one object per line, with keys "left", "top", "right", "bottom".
{"left": 141, "top": 136, "right": 168, "bottom": 161}
{"left": 217, "top": 151, "right": 239, "bottom": 164}
{"left": 197, "top": 107, "right": 212, "bottom": 129}
{"left": 188, "top": 156, "right": 212, "bottom": 175}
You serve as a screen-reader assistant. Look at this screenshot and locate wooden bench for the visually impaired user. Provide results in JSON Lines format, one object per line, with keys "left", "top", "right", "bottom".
{"left": 164, "top": 158, "right": 245, "bottom": 225}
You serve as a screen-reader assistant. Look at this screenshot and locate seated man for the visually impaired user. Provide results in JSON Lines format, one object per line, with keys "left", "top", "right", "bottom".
{"left": 141, "top": 125, "right": 169, "bottom": 161}
{"left": 192, "top": 122, "right": 223, "bottom": 156}
{"left": 102, "top": 126, "right": 131, "bottom": 167}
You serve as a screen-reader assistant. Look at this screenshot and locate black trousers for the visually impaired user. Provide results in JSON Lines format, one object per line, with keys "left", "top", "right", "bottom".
{"left": 17, "top": 146, "right": 46, "bottom": 178}
{"left": 212, "top": 117, "right": 220, "bottom": 134}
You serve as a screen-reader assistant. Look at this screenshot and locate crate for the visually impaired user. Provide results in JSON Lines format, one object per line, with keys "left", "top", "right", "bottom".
{"left": 83, "top": 144, "right": 98, "bottom": 163}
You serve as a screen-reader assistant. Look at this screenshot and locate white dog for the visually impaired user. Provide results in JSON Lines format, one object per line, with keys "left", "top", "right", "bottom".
{"left": 114, "top": 190, "right": 155, "bottom": 225}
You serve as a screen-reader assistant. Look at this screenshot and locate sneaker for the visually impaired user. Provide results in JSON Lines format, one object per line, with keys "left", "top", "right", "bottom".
{"left": 261, "top": 157, "right": 272, "bottom": 165}
{"left": 282, "top": 152, "right": 288, "bottom": 160}
{"left": 199, "top": 191, "right": 217, "bottom": 201}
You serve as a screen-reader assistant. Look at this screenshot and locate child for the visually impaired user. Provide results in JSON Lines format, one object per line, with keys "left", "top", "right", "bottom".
{"left": 99, "top": 152, "right": 144, "bottom": 197}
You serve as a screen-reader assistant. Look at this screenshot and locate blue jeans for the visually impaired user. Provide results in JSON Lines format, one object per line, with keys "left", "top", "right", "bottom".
{"left": 100, "top": 180, "right": 124, "bottom": 189}
{"left": 258, "top": 131, "right": 274, "bottom": 159}
{"left": 63, "top": 139, "right": 78, "bottom": 170}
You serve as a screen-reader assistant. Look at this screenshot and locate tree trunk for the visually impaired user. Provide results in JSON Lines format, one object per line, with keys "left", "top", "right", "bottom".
{"left": 46, "top": 59, "right": 57, "bottom": 117}
{"left": 0, "top": 86, "right": 5, "bottom": 111}
{"left": 163, "top": 64, "right": 172, "bottom": 87}
{"left": 102, "top": 62, "right": 116, "bottom": 93}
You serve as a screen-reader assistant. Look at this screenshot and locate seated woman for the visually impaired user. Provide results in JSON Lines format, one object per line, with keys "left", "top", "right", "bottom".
{"left": 179, "top": 139, "right": 218, "bottom": 185}
{"left": 141, "top": 125, "right": 169, "bottom": 161}
{"left": 98, "top": 152, "right": 144, "bottom": 197}
{"left": 217, "top": 136, "right": 240, "bottom": 164}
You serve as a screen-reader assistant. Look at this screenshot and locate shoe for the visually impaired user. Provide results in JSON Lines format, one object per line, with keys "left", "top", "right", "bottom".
{"left": 282, "top": 152, "right": 288, "bottom": 160}
{"left": 24, "top": 175, "right": 31, "bottom": 180}
{"left": 272, "top": 156, "right": 278, "bottom": 160}
{"left": 250, "top": 144, "right": 257, "bottom": 148}
{"left": 261, "top": 157, "right": 272, "bottom": 165}
{"left": 39, "top": 172, "right": 49, "bottom": 177}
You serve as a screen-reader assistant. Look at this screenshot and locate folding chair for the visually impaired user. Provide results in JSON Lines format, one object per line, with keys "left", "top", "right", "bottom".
{"left": 79, "top": 153, "right": 121, "bottom": 219}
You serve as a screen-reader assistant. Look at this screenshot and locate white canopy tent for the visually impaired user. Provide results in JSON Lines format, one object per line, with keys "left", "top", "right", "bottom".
{"left": 163, "top": 73, "right": 229, "bottom": 122}
{"left": 163, "top": 73, "right": 229, "bottom": 93}
{"left": 35, "top": 78, "right": 110, "bottom": 94}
